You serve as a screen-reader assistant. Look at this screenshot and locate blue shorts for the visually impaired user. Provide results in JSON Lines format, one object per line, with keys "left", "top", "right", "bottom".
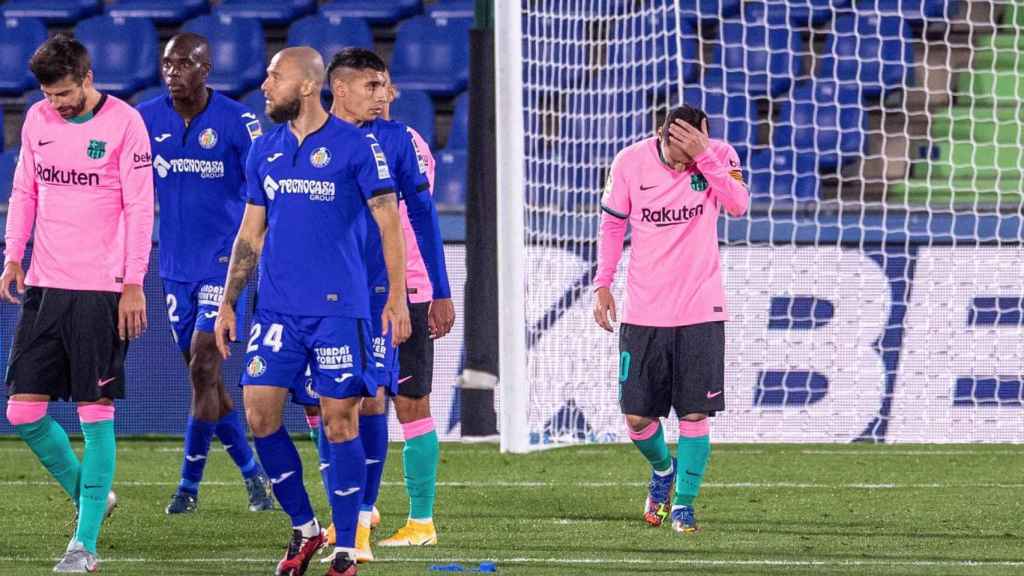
{"left": 291, "top": 293, "right": 397, "bottom": 405}
{"left": 367, "top": 291, "right": 399, "bottom": 395}
{"left": 163, "top": 277, "right": 245, "bottom": 354}
{"left": 242, "top": 309, "right": 374, "bottom": 401}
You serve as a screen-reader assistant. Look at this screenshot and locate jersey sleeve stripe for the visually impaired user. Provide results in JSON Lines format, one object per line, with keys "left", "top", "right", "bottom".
{"left": 370, "top": 187, "right": 396, "bottom": 198}
{"left": 601, "top": 203, "right": 628, "bottom": 219}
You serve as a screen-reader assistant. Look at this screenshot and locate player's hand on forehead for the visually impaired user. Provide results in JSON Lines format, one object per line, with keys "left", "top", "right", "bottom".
{"left": 667, "top": 117, "right": 709, "bottom": 158}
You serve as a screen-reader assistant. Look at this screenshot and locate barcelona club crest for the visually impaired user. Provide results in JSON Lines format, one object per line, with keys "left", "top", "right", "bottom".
{"left": 86, "top": 139, "right": 106, "bottom": 160}
{"left": 690, "top": 173, "right": 708, "bottom": 192}
{"left": 198, "top": 128, "right": 218, "bottom": 149}
{"left": 310, "top": 146, "right": 331, "bottom": 168}
{"left": 247, "top": 355, "right": 267, "bottom": 378}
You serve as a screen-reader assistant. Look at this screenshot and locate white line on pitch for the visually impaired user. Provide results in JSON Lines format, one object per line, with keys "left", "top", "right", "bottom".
{"left": 0, "top": 556, "right": 1021, "bottom": 569}
{"left": 2, "top": 480, "right": 1024, "bottom": 489}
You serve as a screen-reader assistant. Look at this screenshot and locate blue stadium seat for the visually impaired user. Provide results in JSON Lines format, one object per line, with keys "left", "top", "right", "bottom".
{"left": 0, "top": 150, "right": 18, "bottom": 204}
{"left": 775, "top": 0, "right": 847, "bottom": 27}
{"left": 389, "top": 16, "right": 470, "bottom": 96}
{"left": 770, "top": 148, "right": 819, "bottom": 200}
{"left": 820, "top": 11, "right": 913, "bottom": 99}
{"left": 0, "top": 18, "right": 47, "bottom": 96}
{"left": 2, "top": 0, "right": 101, "bottom": 25}
{"left": 715, "top": 5, "right": 805, "bottom": 97}
{"left": 288, "top": 15, "right": 374, "bottom": 66}
{"left": 388, "top": 88, "right": 435, "bottom": 148}
{"left": 106, "top": 0, "right": 209, "bottom": 24}
{"left": 240, "top": 89, "right": 273, "bottom": 129}
{"left": 320, "top": 0, "right": 422, "bottom": 25}
{"left": 779, "top": 80, "right": 867, "bottom": 169}
{"left": 434, "top": 150, "right": 467, "bottom": 209}
{"left": 747, "top": 147, "right": 773, "bottom": 199}
{"left": 677, "top": 0, "right": 741, "bottom": 24}
{"left": 522, "top": 13, "right": 586, "bottom": 89}
{"left": 23, "top": 90, "right": 45, "bottom": 113}
{"left": 561, "top": 78, "right": 655, "bottom": 166}
{"left": 427, "top": 0, "right": 474, "bottom": 20}
{"left": 689, "top": 75, "right": 761, "bottom": 162}
{"left": 445, "top": 92, "right": 469, "bottom": 151}
{"left": 607, "top": 11, "right": 700, "bottom": 89}
{"left": 0, "top": 109, "right": 4, "bottom": 151}
{"left": 182, "top": 15, "right": 266, "bottom": 97}
{"left": 133, "top": 86, "right": 167, "bottom": 105}
{"left": 216, "top": 0, "right": 316, "bottom": 26}
{"left": 75, "top": 16, "right": 159, "bottom": 98}
{"left": 858, "top": 0, "right": 957, "bottom": 21}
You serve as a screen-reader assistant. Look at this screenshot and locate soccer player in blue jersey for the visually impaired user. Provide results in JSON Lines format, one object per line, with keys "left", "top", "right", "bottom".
{"left": 316, "top": 48, "right": 453, "bottom": 563}
{"left": 137, "top": 32, "right": 274, "bottom": 516}
{"left": 213, "top": 47, "right": 410, "bottom": 576}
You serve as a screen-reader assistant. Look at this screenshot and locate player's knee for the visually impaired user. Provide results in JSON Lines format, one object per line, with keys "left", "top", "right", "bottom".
{"left": 394, "top": 395, "right": 430, "bottom": 423}
{"left": 188, "top": 345, "right": 221, "bottom": 390}
{"left": 680, "top": 413, "right": 707, "bottom": 422}
{"left": 625, "top": 414, "right": 655, "bottom": 433}
{"left": 360, "top": 394, "right": 387, "bottom": 416}
{"left": 245, "top": 406, "right": 281, "bottom": 438}
{"left": 322, "top": 409, "right": 359, "bottom": 442}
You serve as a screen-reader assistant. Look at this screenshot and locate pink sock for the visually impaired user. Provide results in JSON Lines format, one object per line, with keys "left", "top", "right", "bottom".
{"left": 6, "top": 400, "right": 48, "bottom": 426}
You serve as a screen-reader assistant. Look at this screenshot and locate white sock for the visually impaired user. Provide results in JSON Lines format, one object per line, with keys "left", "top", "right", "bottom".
{"left": 409, "top": 517, "right": 432, "bottom": 524}
{"left": 335, "top": 546, "right": 358, "bottom": 558}
{"left": 358, "top": 510, "right": 373, "bottom": 528}
{"left": 654, "top": 463, "right": 674, "bottom": 477}
{"left": 295, "top": 518, "right": 320, "bottom": 539}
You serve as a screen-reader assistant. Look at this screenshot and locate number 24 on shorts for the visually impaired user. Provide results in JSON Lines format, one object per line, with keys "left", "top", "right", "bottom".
{"left": 248, "top": 323, "right": 284, "bottom": 353}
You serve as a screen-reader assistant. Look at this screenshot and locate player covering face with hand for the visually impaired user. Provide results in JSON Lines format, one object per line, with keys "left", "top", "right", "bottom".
{"left": 594, "top": 104, "right": 748, "bottom": 533}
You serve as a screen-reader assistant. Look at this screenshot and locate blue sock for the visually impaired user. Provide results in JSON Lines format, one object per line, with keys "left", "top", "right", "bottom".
{"left": 253, "top": 426, "right": 314, "bottom": 527}
{"left": 317, "top": 422, "right": 332, "bottom": 501}
{"left": 215, "top": 409, "right": 259, "bottom": 479}
{"left": 359, "top": 413, "right": 388, "bottom": 510}
{"left": 329, "top": 437, "right": 366, "bottom": 549}
{"left": 179, "top": 417, "right": 216, "bottom": 495}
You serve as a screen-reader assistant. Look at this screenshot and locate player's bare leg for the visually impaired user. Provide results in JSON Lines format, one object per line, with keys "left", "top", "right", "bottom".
{"left": 168, "top": 332, "right": 272, "bottom": 514}
{"left": 245, "top": 385, "right": 325, "bottom": 576}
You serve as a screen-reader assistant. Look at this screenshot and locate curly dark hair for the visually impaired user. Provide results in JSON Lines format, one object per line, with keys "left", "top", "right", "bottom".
{"left": 29, "top": 33, "right": 91, "bottom": 86}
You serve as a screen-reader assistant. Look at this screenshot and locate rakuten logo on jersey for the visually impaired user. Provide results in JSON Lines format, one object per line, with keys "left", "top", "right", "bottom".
{"left": 262, "top": 175, "right": 336, "bottom": 202}
{"left": 640, "top": 205, "right": 704, "bottom": 227}
{"left": 153, "top": 154, "right": 225, "bottom": 179}
{"left": 35, "top": 163, "right": 100, "bottom": 187}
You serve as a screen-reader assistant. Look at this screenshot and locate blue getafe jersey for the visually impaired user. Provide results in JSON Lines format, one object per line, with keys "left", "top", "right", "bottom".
{"left": 361, "top": 118, "right": 430, "bottom": 292}
{"left": 138, "top": 90, "right": 262, "bottom": 282}
{"left": 246, "top": 116, "right": 396, "bottom": 318}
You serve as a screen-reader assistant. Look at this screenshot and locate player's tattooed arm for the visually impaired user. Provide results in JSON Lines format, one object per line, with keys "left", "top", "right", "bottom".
{"left": 215, "top": 204, "right": 267, "bottom": 359}
{"left": 223, "top": 203, "right": 268, "bottom": 309}
{"left": 368, "top": 192, "right": 412, "bottom": 346}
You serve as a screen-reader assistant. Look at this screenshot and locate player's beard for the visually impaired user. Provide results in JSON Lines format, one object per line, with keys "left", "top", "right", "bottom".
{"left": 267, "top": 93, "right": 301, "bottom": 124}
{"left": 57, "top": 91, "right": 87, "bottom": 119}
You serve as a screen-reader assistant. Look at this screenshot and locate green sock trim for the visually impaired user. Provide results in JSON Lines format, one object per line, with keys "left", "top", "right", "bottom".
{"left": 404, "top": 430, "right": 439, "bottom": 520}
{"left": 15, "top": 416, "right": 81, "bottom": 501}
{"left": 75, "top": 420, "right": 116, "bottom": 554}
{"left": 674, "top": 435, "right": 711, "bottom": 507}
{"left": 630, "top": 424, "right": 673, "bottom": 473}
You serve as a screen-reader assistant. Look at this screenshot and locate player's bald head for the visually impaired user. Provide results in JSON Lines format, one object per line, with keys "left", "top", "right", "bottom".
{"left": 273, "top": 47, "right": 325, "bottom": 85}
{"left": 164, "top": 32, "right": 210, "bottom": 65}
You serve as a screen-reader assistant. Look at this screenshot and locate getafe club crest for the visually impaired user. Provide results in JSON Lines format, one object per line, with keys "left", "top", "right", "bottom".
{"left": 247, "top": 355, "right": 267, "bottom": 378}
{"left": 198, "top": 128, "right": 218, "bottom": 149}
{"left": 310, "top": 146, "right": 331, "bottom": 168}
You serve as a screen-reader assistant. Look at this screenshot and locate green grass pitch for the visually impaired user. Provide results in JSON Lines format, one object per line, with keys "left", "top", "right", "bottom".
{"left": 0, "top": 439, "right": 1022, "bottom": 575}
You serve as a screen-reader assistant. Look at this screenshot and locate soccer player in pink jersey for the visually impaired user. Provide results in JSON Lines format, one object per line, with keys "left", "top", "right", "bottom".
{"left": 593, "top": 104, "right": 748, "bottom": 534}
{"left": 0, "top": 34, "right": 154, "bottom": 572}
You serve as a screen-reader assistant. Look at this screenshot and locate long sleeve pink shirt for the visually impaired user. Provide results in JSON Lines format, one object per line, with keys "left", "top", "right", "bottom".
{"left": 401, "top": 127, "right": 436, "bottom": 304}
{"left": 4, "top": 95, "right": 154, "bottom": 292}
{"left": 595, "top": 137, "right": 749, "bottom": 327}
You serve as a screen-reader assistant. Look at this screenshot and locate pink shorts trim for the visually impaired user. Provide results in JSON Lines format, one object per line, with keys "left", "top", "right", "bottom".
{"left": 679, "top": 419, "right": 710, "bottom": 438}
{"left": 6, "top": 400, "right": 48, "bottom": 426}
{"left": 305, "top": 415, "right": 321, "bottom": 429}
{"left": 401, "top": 417, "right": 435, "bottom": 441}
{"left": 626, "top": 419, "right": 660, "bottom": 441}
{"left": 77, "top": 404, "right": 115, "bottom": 423}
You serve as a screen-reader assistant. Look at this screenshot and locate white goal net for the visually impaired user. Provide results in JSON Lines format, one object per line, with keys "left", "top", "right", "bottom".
{"left": 497, "top": 0, "right": 1024, "bottom": 451}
